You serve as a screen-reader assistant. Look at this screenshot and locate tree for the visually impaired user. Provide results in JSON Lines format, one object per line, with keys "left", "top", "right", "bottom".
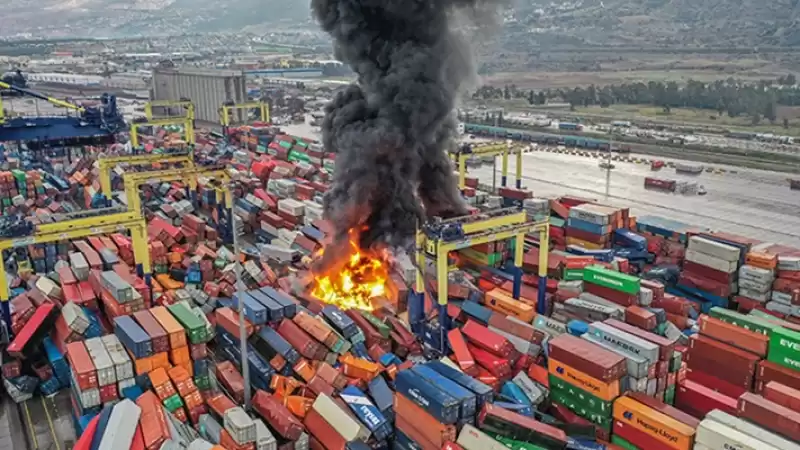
{"left": 527, "top": 90, "right": 535, "bottom": 105}
{"left": 537, "top": 91, "right": 546, "bottom": 105}
{"left": 788, "top": 73, "right": 797, "bottom": 86}
{"left": 784, "top": 118, "right": 790, "bottom": 129}
{"left": 503, "top": 85, "right": 511, "bottom": 100}
{"left": 764, "top": 99, "right": 777, "bottom": 124}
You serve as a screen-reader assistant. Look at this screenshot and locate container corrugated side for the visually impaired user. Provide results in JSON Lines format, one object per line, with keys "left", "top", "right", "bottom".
{"left": 97, "top": 399, "right": 142, "bottom": 450}
{"left": 223, "top": 406, "right": 256, "bottom": 445}
{"left": 100, "top": 334, "right": 134, "bottom": 381}
{"left": 85, "top": 337, "right": 116, "bottom": 387}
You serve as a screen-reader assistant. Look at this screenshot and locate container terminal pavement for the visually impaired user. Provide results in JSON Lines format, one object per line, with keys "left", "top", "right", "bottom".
{"left": 3, "top": 102, "right": 800, "bottom": 449}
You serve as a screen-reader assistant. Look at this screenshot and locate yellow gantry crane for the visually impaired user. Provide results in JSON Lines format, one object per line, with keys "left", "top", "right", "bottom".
{"left": 219, "top": 101, "right": 270, "bottom": 128}
{"left": 130, "top": 99, "right": 197, "bottom": 148}
{"left": 130, "top": 117, "right": 195, "bottom": 148}
{"left": 97, "top": 151, "right": 196, "bottom": 199}
{"left": 121, "top": 165, "right": 235, "bottom": 243}
{"left": 0, "top": 210, "right": 151, "bottom": 328}
{"left": 409, "top": 207, "right": 549, "bottom": 352}
{"left": 145, "top": 99, "right": 195, "bottom": 121}
{"left": 452, "top": 141, "right": 525, "bottom": 191}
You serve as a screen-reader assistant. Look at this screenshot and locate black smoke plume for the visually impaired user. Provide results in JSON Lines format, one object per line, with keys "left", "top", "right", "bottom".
{"left": 311, "top": 0, "right": 504, "bottom": 267}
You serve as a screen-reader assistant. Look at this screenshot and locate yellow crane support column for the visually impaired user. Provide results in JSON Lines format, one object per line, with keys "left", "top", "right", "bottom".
{"left": 219, "top": 102, "right": 270, "bottom": 128}
{"left": 130, "top": 117, "right": 195, "bottom": 148}
{"left": 0, "top": 212, "right": 151, "bottom": 334}
{"left": 97, "top": 152, "right": 195, "bottom": 199}
{"left": 410, "top": 209, "right": 549, "bottom": 352}
{"left": 453, "top": 142, "right": 510, "bottom": 191}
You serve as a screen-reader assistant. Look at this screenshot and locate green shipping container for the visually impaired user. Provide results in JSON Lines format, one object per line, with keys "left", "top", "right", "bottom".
{"left": 548, "top": 375, "right": 613, "bottom": 417}
{"left": 491, "top": 434, "right": 546, "bottom": 450}
{"left": 167, "top": 302, "right": 207, "bottom": 344}
{"left": 709, "top": 307, "right": 777, "bottom": 336}
{"left": 769, "top": 327, "right": 800, "bottom": 370}
{"left": 611, "top": 436, "right": 637, "bottom": 450}
{"left": 665, "top": 384, "right": 676, "bottom": 405}
{"left": 583, "top": 265, "right": 640, "bottom": 295}
{"left": 278, "top": 140, "right": 292, "bottom": 149}
{"left": 563, "top": 268, "right": 584, "bottom": 281}
{"left": 550, "top": 390, "right": 612, "bottom": 431}
{"left": 163, "top": 393, "right": 184, "bottom": 412}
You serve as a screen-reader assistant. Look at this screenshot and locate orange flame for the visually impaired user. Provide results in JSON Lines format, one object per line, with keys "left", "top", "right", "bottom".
{"left": 310, "top": 238, "right": 388, "bottom": 311}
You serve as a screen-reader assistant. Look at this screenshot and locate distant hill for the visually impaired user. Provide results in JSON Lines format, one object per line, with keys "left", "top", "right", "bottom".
{"left": 1, "top": 0, "right": 312, "bottom": 37}
{"left": 4, "top": 0, "right": 800, "bottom": 47}
{"left": 510, "top": 0, "right": 800, "bottom": 47}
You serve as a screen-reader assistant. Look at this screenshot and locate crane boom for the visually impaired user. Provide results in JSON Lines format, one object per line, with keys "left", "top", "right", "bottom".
{"left": 0, "top": 80, "right": 85, "bottom": 112}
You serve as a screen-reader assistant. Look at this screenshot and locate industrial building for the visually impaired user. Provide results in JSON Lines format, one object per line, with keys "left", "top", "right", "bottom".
{"left": 150, "top": 67, "right": 249, "bottom": 124}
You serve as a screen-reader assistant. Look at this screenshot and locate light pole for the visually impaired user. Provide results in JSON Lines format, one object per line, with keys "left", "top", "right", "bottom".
{"left": 231, "top": 188, "right": 251, "bottom": 409}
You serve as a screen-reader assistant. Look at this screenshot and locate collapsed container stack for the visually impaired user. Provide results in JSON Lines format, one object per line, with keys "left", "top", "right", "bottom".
{"left": 7, "top": 126, "right": 800, "bottom": 450}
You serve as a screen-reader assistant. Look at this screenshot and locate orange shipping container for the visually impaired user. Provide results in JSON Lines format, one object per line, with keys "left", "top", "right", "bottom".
{"left": 136, "top": 391, "right": 170, "bottom": 450}
{"left": 150, "top": 306, "right": 188, "bottom": 349}
{"left": 484, "top": 289, "right": 535, "bottom": 323}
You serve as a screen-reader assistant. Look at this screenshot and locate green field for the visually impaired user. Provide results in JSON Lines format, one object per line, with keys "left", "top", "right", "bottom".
{"left": 573, "top": 104, "right": 800, "bottom": 136}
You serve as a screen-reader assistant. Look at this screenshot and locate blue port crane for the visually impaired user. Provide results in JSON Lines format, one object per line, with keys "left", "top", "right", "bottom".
{"left": 0, "top": 80, "right": 126, "bottom": 145}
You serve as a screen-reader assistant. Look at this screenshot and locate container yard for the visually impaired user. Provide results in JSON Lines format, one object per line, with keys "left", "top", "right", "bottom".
{"left": 4, "top": 79, "right": 800, "bottom": 450}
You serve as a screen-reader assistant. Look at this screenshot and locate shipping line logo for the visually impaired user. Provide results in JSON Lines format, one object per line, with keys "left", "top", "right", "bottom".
{"left": 555, "top": 365, "right": 602, "bottom": 394}
{"left": 622, "top": 410, "right": 680, "bottom": 444}
{"left": 591, "top": 274, "right": 625, "bottom": 288}
{"left": 598, "top": 332, "right": 642, "bottom": 356}
{"left": 779, "top": 338, "right": 800, "bottom": 352}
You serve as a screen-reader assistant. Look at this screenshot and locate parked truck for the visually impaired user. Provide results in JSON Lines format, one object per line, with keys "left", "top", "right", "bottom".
{"left": 644, "top": 177, "right": 676, "bottom": 192}
{"left": 650, "top": 160, "right": 665, "bottom": 170}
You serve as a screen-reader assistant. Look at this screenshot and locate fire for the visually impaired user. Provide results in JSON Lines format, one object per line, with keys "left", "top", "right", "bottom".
{"left": 310, "top": 238, "right": 389, "bottom": 311}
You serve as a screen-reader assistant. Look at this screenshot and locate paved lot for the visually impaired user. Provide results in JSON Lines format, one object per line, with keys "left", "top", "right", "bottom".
{"left": 469, "top": 148, "right": 800, "bottom": 247}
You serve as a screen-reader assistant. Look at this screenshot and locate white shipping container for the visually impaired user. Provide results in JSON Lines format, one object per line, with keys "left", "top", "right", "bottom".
{"left": 696, "top": 419, "right": 778, "bottom": 450}
{"left": 117, "top": 378, "right": 136, "bottom": 393}
{"left": 765, "top": 301, "right": 799, "bottom": 316}
{"left": 705, "top": 410, "right": 800, "bottom": 450}
{"left": 778, "top": 256, "right": 800, "bottom": 271}
{"left": 568, "top": 205, "right": 609, "bottom": 226}
{"left": 294, "top": 432, "right": 309, "bottom": 450}
{"left": 69, "top": 252, "right": 91, "bottom": 281}
{"left": 224, "top": 407, "right": 256, "bottom": 445}
{"left": 312, "top": 394, "right": 370, "bottom": 442}
{"left": 638, "top": 287, "right": 653, "bottom": 306}
{"left": 36, "top": 276, "right": 62, "bottom": 300}
{"left": 98, "top": 399, "right": 142, "bottom": 450}
{"left": 457, "top": 424, "right": 508, "bottom": 450}
{"left": 277, "top": 198, "right": 305, "bottom": 216}
{"left": 738, "top": 265, "right": 774, "bottom": 284}
{"left": 187, "top": 439, "right": 216, "bottom": 450}
{"left": 72, "top": 370, "right": 101, "bottom": 408}
{"left": 738, "top": 278, "right": 771, "bottom": 294}
{"left": 85, "top": 337, "right": 116, "bottom": 386}
{"left": 738, "top": 288, "right": 770, "bottom": 303}
{"left": 688, "top": 236, "right": 741, "bottom": 263}
{"left": 771, "top": 290, "right": 794, "bottom": 305}
{"left": 685, "top": 249, "right": 738, "bottom": 273}
{"left": 254, "top": 419, "right": 277, "bottom": 450}
{"left": 62, "top": 302, "right": 90, "bottom": 334}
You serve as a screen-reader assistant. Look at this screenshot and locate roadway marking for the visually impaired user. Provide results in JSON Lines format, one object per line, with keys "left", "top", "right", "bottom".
{"left": 21, "top": 400, "right": 37, "bottom": 449}
{"left": 41, "top": 396, "right": 60, "bottom": 450}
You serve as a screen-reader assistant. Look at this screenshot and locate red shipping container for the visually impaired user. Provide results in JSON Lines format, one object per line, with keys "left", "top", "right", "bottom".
{"left": 684, "top": 366, "right": 747, "bottom": 399}
{"left": 687, "top": 334, "right": 759, "bottom": 379}
{"left": 66, "top": 341, "right": 97, "bottom": 390}
{"left": 697, "top": 315, "right": 768, "bottom": 357}
{"left": 738, "top": 392, "right": 800, "bottom": 441}
{"left": 674, "top": 380, "right": 737, "bottom": 418}
{"left": 447, "top": 328, "right": 477, "bottom": 375}
{"left": 215, "top": 361, "right": 245, "bottom": 405}
{"left": 682, "top": 260, "right": 734, "bottom": 284}
{"left": 252, "top": 390, "right": 304, "bottom": 441}
{"left": 304, "top": 408, "right": 347, "bottom": 450}
{"left": 584, "top": 282, "right": 636, "bottom": 307}
{"left": 461, "top": 320, "right": 515, "bottom": 357}
{"left": 763, "top": 381, "right": 800, "bottom": 413}
{"left": 133, "top": 310, "right": 169, "bottom": 354}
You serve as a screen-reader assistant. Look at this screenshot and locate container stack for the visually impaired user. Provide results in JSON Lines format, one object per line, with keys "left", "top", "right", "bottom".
{"left": 677, "top": 235, "right": 742, "bottom": 312}
{"left": 611, "top": 393, "right": 697, "bottom": 449}
{"left": 546, "top": 333, "right": 626, "bottom": 440}
{"left": 768, "top": 252, "right": 800, "bottom": 318}
{"left": 565, "top": 203, "right": 619, "bottom": 250}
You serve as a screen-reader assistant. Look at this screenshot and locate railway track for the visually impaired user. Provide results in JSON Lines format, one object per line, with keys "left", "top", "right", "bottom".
{"left": 16, "top": 391, "right": 74, "bottom": 450}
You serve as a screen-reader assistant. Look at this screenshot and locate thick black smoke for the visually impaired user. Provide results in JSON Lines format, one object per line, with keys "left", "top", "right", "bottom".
{"left": 311, "top": 0, "right": 504, "bottom": 262}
